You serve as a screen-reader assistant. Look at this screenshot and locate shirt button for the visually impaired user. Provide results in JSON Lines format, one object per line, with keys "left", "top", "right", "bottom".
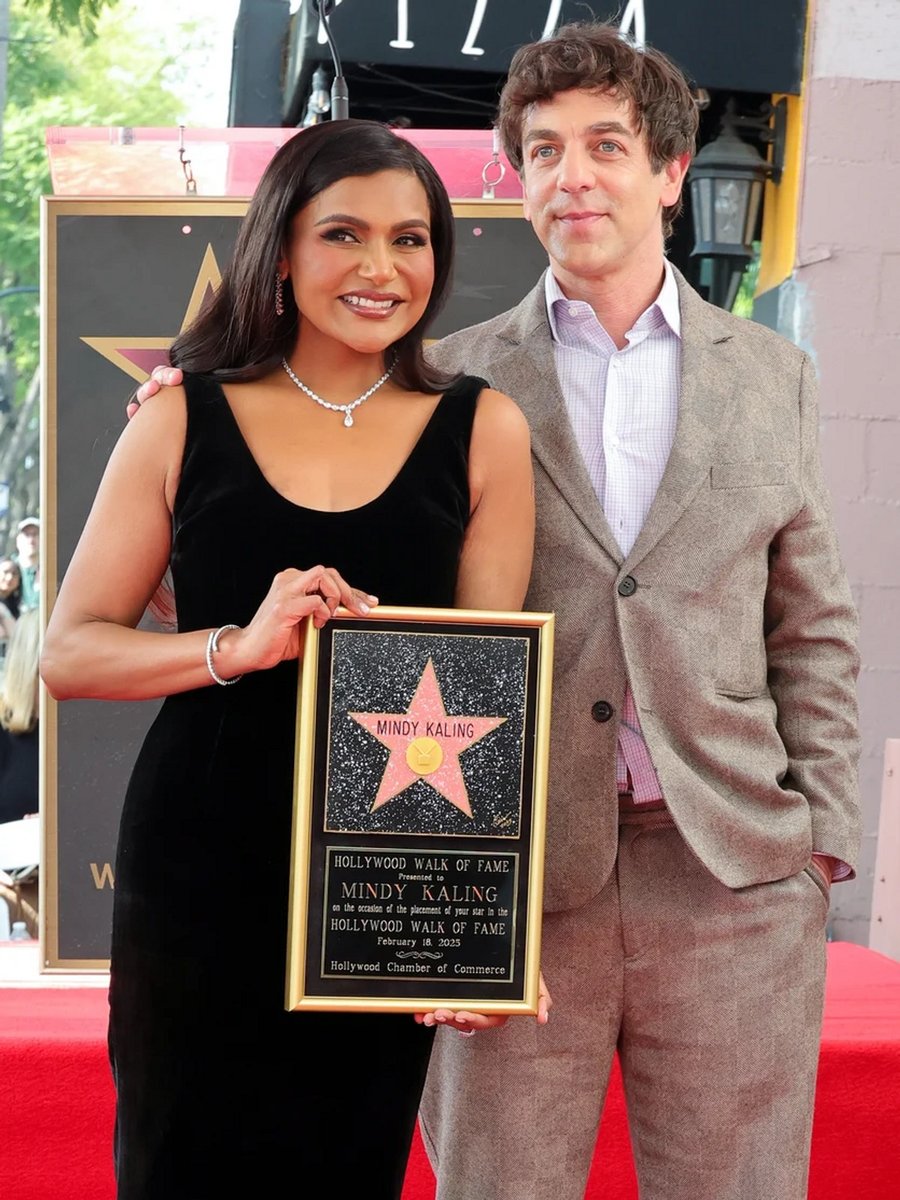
{"left": 617, "top": 575, "right": 637, "bottom": 597}
{"left": 591, "top": 701, "right": 614, "bottom": 723}
{"left": 568, "top": 305, "right": 579, "bottom": 317}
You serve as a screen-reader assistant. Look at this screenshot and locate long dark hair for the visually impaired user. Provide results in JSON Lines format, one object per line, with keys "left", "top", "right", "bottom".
{"left": 0, "top": 557, "right": 21, "bottom": 620}
{"left": 170, "top": 120, "right": 458, "bottom": 394}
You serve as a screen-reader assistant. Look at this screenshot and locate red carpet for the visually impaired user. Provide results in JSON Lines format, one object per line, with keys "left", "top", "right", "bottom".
{"left": 1, "top": 942, "right": 898, "bottom": 1199}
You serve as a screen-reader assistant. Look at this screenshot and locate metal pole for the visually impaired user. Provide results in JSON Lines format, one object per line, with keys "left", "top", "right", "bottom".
{"left": 0, "top": 0, "right": 10, "bottom": 164}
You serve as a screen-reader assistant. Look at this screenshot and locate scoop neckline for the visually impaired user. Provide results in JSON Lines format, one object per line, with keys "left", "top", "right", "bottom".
{"left": 214, "top": 379, "right": 452, "bottom": 516}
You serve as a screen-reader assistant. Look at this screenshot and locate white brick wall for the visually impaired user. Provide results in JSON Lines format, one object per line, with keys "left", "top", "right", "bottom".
{"left": 812, "top": 0, "right": 900, "bottom": 81}
{"left": 789, "top": 0, "right": 900, "bottom": 943}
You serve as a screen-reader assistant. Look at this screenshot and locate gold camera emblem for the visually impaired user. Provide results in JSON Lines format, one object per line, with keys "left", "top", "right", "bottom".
{"left": 405, "top": 737, "right": 444, "bottom": 777}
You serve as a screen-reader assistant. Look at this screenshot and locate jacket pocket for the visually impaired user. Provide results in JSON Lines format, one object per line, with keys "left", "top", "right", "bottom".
{"left": 803, "top": 863, "right": 831, "bottom": 905}
{"left": 711, "top": 462, "right": 787, "bottom": 489}
{"left": 715, "top": 684, "right": 767, "bottom": 700}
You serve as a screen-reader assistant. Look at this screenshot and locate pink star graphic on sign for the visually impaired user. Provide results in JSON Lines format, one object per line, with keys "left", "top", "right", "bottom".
{"left": 349, "top": 659, "right": 506, "bottom": 818}
{"left": 81, "top": 246, "right": 222, "bottom": 385}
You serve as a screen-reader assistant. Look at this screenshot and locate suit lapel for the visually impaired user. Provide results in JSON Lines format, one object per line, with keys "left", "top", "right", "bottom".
{"left": 624, "top": 271, "right": 738, "bottom": 571}
{"left": 490, "top": 281, "right": 624, "bottom": 566}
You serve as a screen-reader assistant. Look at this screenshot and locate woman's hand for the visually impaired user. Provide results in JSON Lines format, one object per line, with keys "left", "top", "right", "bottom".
{"left": 413, "top": 971, "right": 552, "bottom": 1034}
{"left": 220, "top": 565, "right": 378, "bottom": 676}
{"left": 415, "top": 1008, "right": 510, "bottom": 1034}
{"left": 536, "top": 971, "right": 552, "bottom": 1024}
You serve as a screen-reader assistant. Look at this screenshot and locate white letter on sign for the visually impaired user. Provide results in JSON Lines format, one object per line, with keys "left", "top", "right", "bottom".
{"left": 316, "top": 0, "right": 344, "bottom": 45}
{"left": 619, "top": 0, "right": 647, "bottom": 46}
{"left": 542, "top": 0, "right": 563, "bottom": 40}
{"left": 390, "top": 0, "right": 414, "bottom": 49}
{"left": 462, "top": 0, "right": 488, "bottom": 57}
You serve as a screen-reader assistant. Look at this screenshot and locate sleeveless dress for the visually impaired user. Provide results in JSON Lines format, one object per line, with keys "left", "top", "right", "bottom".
{"left": 108, "top": 371, "right": 484, "bottom": 1199}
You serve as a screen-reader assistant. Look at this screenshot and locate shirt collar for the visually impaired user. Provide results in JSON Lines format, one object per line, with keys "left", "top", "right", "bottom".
{"left": 544, "top": 260, "right": 682, "bottom": 344}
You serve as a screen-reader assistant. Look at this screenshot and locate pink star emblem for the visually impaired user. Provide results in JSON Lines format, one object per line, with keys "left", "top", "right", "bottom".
{"left": 349, "top": 659, "right": 506, "bottom": 818}
{"left": 81, "top": 248, "right": 221, "bottom": 385}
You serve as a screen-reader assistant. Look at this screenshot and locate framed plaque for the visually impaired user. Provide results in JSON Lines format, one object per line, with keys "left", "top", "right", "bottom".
{"left": 286, "top": 605, "right": 554, "bottom": 1014}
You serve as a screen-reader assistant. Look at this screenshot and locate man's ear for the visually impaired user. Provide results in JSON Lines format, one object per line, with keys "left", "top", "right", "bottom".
{"left": 661, "top": 152, "right": 692, "bottom": 208}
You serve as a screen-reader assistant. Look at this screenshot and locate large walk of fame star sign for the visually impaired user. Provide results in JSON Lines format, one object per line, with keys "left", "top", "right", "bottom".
{"left": 286, "top": 605, "right": 554, "bottom": 1012}
{"left": 40, "top": 195, "right": 551, "bottom": 968}
{"left": 348, "top": 657, "right": 508, "bottom": 821}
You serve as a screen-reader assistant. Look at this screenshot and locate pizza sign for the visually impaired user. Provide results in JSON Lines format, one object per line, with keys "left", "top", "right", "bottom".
{"left": 296, "top": 0, "right": 808, "bottom": 95}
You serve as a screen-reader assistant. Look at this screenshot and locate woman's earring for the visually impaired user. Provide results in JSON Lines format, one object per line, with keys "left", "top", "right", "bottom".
{"left": 275, "top": 273, "right": 285, "bottom": 317}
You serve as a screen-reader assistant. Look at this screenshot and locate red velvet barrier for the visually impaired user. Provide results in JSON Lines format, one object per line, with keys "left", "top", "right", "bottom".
{"left": 1, "top": 943, "right": 897, "bottom": 1199}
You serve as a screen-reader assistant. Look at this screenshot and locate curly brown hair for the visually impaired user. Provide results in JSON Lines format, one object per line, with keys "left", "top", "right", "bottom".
{"left": 497, "top": 22, "right": 699, "bottom": 237}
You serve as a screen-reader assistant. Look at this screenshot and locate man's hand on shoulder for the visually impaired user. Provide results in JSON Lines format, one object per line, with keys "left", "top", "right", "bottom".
{"left": 126, "top": 366, "right": 184, "bottom": 421}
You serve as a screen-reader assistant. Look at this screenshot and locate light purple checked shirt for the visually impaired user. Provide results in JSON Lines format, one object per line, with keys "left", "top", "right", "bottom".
{"left": 545, "top": 262, "right": 681, "bottom": 804}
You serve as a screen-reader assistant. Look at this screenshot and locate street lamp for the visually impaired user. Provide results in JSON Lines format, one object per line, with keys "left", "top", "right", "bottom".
{"left": 688, "top": 98, "right": 785, "bottom": 310}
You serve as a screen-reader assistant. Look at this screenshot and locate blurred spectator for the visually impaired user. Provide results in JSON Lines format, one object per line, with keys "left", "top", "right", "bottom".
{"left": 0, "top": 603, "right": 15, "bottom": 657}
{"left": 0, "top": 609, "right": 40, "bottom": 824}
{"left": 0, "top": 557, "right": 23, "bottom": 620}
{"left": 13, "top": 517, "right": 40, "bottom": 614}
{"left": 0, "top": 870, "right": 38, "bottom": 939}
{"left": 0, "top": 557, "right": 21, "bottom": 666}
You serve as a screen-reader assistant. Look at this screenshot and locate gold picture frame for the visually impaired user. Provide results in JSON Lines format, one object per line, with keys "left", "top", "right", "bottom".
{"left": 286, "top": 605, "right": 554, "bottom": 1013}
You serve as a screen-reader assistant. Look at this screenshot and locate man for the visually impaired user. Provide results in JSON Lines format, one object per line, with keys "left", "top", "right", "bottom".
{"left": 13, "top": 517, "right": 40, "bottom": 613}
{"left": 131, "top": 23, "right": 860, "bottom": 1200}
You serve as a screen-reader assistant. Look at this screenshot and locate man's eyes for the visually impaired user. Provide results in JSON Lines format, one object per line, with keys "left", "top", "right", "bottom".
{"left": 531, "top": 141, "right": 621, "bottom": 160}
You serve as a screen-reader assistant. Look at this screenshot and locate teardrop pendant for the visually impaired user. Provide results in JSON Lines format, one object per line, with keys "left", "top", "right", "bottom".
{"left": 343, "top": 412, "right": 354, "bottom": 428}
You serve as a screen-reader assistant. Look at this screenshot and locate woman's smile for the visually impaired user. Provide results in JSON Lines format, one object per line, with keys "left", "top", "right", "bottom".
{"left": 339, "top": 289, "right": 404, "bottom": 317}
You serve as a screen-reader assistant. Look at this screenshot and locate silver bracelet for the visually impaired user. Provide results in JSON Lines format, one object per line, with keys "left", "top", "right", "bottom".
{"left": 205, "top": 624, "right": 243, "bottom": 687}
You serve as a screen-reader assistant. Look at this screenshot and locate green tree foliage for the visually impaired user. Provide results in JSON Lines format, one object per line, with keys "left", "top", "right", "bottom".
{"left": 0, "top": 0, "right": 187, "bottom": 536}
{"left": 24, "top": 0, "right": 120, "bottom": 38}
{"left": 732, "top": 245, "right": 761, "bottom": 320}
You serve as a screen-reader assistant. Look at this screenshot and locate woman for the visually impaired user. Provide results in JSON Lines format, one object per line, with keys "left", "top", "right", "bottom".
{"left": 0, "top": 556, "right": 21, "bottom": 658}
{"left": 0, "top": 556, "right": 22, "bottom": 620}
{"left": 0, "top": 608, "right": 40, "bottom": 824}
{"left": 0, "top": 601, "right": 14, "bottom": 651}
{"left": 41, "top": 120, "right": 542, "bottom": 1199}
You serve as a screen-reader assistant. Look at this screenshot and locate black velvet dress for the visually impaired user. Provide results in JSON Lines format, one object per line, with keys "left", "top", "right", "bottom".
{"left": 108, "top": 371, "right": 483, "bottom": 1199}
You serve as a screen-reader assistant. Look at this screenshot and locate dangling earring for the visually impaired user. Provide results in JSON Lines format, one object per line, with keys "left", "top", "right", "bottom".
{"left": 275, "top": 272, "right": 285, "bottom": 317}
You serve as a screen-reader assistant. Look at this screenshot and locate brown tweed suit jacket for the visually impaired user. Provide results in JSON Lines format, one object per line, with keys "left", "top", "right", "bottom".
{"left": 428, "top": 267, "right": 861, "bottom": 912}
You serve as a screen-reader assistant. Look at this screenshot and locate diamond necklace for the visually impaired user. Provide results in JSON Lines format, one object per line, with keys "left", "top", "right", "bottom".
{"left": 281, "top": 357, "right": 394, "bottom": 428}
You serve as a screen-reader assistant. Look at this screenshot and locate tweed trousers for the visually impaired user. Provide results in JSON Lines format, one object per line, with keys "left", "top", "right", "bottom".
{"left": 419, "top": 812, "right": 829, "bottom": 1200}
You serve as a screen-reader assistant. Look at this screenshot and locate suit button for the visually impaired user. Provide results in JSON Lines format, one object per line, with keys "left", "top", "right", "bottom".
{"left": 591, "top": 701, "right": 614, "bottom": 723}
{"left": 617, "top": 575, "right": 637, "bottom": 597}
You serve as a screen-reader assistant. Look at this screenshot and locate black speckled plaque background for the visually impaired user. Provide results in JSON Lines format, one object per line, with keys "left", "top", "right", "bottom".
{"left": 326, "top": 629, "right": 528, "bottom": 837}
